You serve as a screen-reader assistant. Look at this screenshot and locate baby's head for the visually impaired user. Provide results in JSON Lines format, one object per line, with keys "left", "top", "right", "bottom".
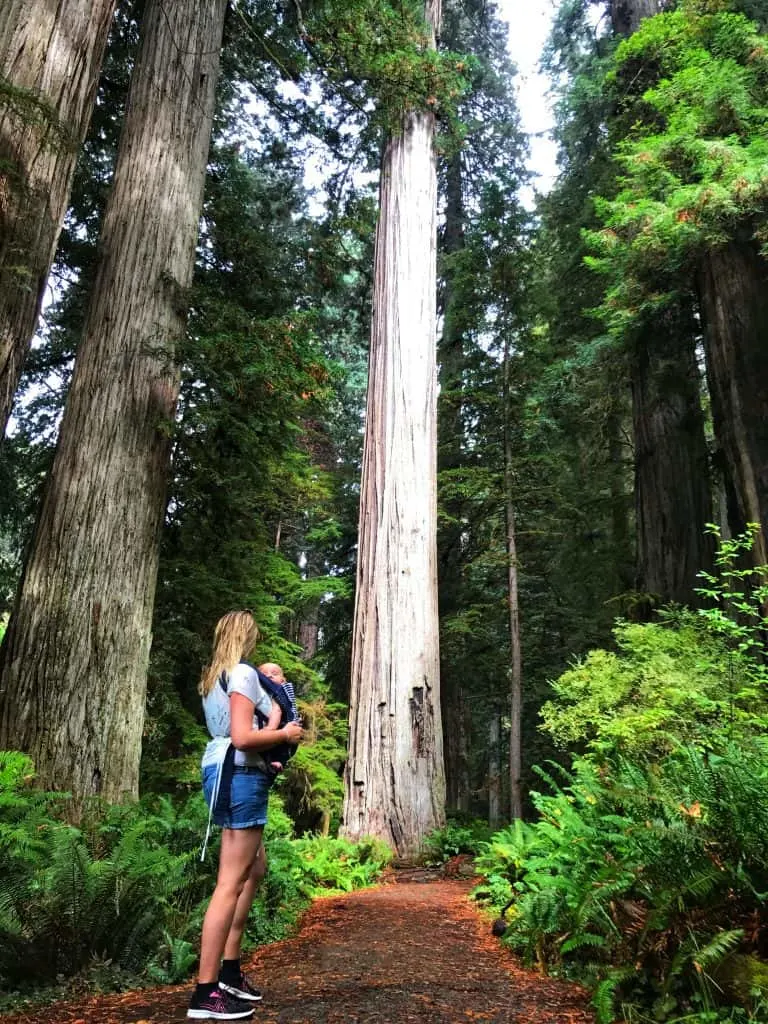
{"left": 258, "top": 661, "right": 286, "bottom": 685}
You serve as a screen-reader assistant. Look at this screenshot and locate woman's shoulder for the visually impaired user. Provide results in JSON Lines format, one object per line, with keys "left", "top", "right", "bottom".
{"left": 227, "top": 662, "right": 270, "bottom": 711}
{"left": 228, "top": 661, "right": 259, "bottom": 687}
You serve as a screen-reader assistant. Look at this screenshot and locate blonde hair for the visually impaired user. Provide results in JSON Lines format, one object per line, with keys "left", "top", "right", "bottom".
{"left": 199, "top": 610, "right": 260, "bottom": 696}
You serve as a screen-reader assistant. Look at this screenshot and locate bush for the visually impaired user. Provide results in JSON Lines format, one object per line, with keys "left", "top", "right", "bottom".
{"left": 479, "top": 742, "right": 768, "bottom": 1022}
{"left": 477, "top": 540, "right": 768, "bottom": 1023}
{"left": 0, "top": 754, "right": 389, "bottom": 1005}
{"left": 423, "top": 819, "right": 494, "bottom": 865}
{"left": 540, "top": 611, "right": 768, "bottom": 756}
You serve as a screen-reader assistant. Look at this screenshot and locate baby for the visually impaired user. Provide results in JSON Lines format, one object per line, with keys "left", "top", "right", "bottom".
{"left": 257, "top": 662, "right": 300, "bottom": 773}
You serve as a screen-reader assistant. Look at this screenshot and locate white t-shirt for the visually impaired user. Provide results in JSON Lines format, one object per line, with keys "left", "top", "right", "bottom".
{"left": 201, "top": 662, "right": 274, "bottom": 769}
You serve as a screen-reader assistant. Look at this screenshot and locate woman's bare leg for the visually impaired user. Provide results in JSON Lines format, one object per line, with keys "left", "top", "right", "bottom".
{"left": 198, "top": 827, "right": 263, "bottom": 983}
{"left": 223, "top": 840, "right": 267, "bottom": 960}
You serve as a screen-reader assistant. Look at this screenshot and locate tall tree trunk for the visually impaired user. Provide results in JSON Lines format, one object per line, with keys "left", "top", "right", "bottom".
{"left": 632, "top": 311, "right": 714, "bottom": 604}
{"left": 342, "top": 2, "right": 446, "bottom": 858}
{"left": 698, "top": 241, "right": 768, "bottom": 566}
{"left": 611, "top": 0, "right": 712, "bottom": 607}
{"left": 607, "top": 407, "right": 634, "bottom": 593}
{"left": 0, "top": 0, "right": 117, "bottom": 436}
{"left": 503, "top": 334, "right": 522, "bottom": 821}
{"left": 457, "top": 693, "right": 471, "bottom": 815}
{"left": 438, "top": 150, "right": 466, "bottom": 814}
{"left": 611, "top": 0, "right": 659, "bottom": 36}
{"left": 0, "top": 0, "right": 227, "bottom": 803}
{"left": 297, "top": 619, "right": 319, "bottom": 661}
{"left": 487, "top": 711, "right": 501, "bottom": 829}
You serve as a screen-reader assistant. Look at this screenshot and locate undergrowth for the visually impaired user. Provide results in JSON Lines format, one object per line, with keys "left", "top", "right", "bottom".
{"left": 0, "top": 751, "right": 390, "bottom": 1010}
{"left": 422, "top": 818, "right": 494, "bottom": 866}
{"left": 476, "top": 532, "right": 768, "bottom": 1023}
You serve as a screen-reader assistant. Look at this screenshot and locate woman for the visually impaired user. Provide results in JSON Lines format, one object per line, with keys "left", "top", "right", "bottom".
{"left": 188, "top": 610, "right": 303, "bottom": 1021}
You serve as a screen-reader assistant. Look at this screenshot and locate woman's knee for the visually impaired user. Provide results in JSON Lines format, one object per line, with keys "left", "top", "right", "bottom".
{"left": 214, "top": 871, "right": 249, "bottom": 901}
{"left": 251, "top": 846, "right": 267, "bottom": 883}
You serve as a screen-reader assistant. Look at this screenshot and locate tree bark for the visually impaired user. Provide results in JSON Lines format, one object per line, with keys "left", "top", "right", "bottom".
{"left": 611, "top": 0, "right": 660, "bottom": 36}
{"left": 438, "top": 149, "right": 467, "bottom": 814}
{"left": 611, "top": 0, "right": 712, "bottom": 607}
{"left": 632, "top": 311, "right": 714, "bottom": 604}
{"left": 0, "top": 0, "right": 117, "bottom": 436}
{"left": 503, "top": 334, "right": 522, "bottom": 821}
{"left": 298, "top": 619, "right": 319, "bottom": 661}
{"left": 607, "top": 407, "right": 634, "bottom": 593}
{"left": 457, "top": 692, "right": 471, "bottom": 815}
{"left": 342, "top": 2, "right": 446, "bottom": 858}
{"left": 487, "top": 712, "right": 501, "bottom": 829}
{"left": 0, "top": 0, "right": 227, "bottom": 803}
{"left": 698, "top": 241, "right": 768, "bottom": 566}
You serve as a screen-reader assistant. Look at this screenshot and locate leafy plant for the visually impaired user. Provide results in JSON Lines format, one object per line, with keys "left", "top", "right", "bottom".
{"left": 423, "top": 819, "right": 493, "bottom": 866}
{"left": 0, "top": 756, "right": 389, "bottom": 1005}
{"left": 477, "top": 542, "right": 768, "bottom": 1021}
{"left": 586, "top": 3, "right": 768, "bottom": 333}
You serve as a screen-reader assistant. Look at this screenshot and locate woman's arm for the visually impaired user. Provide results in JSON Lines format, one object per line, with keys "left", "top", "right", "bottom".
{"left": 230, "top": 692, "right": 303, "bottom": 751}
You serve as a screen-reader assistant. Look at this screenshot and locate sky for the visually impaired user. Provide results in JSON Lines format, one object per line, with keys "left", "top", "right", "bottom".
{"left": 496, "top": 0, "right": 559, "bottom": 196}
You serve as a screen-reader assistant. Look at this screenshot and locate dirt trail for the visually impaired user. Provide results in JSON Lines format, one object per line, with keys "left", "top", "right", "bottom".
{"left": 1, "top": 879, "right": 593, "bottom": 1024}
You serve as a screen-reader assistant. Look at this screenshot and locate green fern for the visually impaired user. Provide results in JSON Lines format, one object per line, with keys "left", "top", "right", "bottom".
{"left": 560, "top": 932, "right": 608, "bottom": 954}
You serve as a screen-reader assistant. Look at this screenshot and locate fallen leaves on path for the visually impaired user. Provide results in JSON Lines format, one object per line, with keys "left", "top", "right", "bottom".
{"left": 1, "top": 879, "right": 593, "bottom": 1024}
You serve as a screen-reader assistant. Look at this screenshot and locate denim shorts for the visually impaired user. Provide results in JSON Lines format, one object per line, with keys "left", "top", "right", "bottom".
{"left": 202, "top": 764, "right": 271, "bottom": 829}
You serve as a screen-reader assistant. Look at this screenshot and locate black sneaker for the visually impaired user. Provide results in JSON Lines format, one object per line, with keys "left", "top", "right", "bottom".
{"left": 187, "top": 985, "right": 255, "bottom": 1019}
{"left": 219, "top": 972, "right": 263, "bottom": 1002}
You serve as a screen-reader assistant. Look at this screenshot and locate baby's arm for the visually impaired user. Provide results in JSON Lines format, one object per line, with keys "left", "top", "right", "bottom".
{"left": 267, "top": 702, "right": 283, "bottom": 770}
{"left": 267, "top": 699, "right": 281, "bottom": 730}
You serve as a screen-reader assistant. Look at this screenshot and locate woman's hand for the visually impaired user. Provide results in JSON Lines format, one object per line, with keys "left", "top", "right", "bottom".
{"left": 282, "top": 721, "right": 303, "bottom": 745}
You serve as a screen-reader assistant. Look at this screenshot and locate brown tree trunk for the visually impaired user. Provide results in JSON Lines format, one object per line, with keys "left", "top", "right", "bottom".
{"left": 457, "top": 693, "right": 471, "bottom": 815}
{"left": 607, "top": 407, "right": 634, "bottom": 593}
{"left": 0, "top": 0, "right": 227, "bottom": 803}
{"left": 487, "top": 712, "right": 501, "bottom": 829}
{"left": 611, "top": 0, "right": 660, "bottom": 36}
{"left": 298, "top": 619, "right": 319, "bottom": 661}
{"left": 0, "top": 0, "right": 117, "bottom": 435}
{"left": 698, "top": 241, "right": 768, "bottom": 566}
{"left": 342, "top": 2, "right": 446, "bottom": 858}
{"left": 503, "top": 335, "right": 522, "bottom": 821}
{"left": 438, "top": 150, "right": 466, "bottom": 814}
{"left": 632, "top": 311, "right": 714, "bottom": 604}
{"left": 609, "top": 0, "right": 712, "bottom": 605}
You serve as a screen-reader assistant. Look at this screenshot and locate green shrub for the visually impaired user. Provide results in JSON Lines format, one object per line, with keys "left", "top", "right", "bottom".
{"left": 0, "top": 755, "right": 389, "bottom": 1004}
{"left": 478, "top": 540, "right": 768, "bottom": 1022}
{"left": 423, "top": 818, "right": 493, "bottom": 865}
{"left": 275, "top": 696, "right": 348, "bottom": 836}
{"left": 540, "top": 611, "right": 767, "bottom": 756}
{"left": 291, "top": 834, "right": 392, "bottom": 891}
{"left": 479, "top": 743, "right": 768, "bottom": 1022}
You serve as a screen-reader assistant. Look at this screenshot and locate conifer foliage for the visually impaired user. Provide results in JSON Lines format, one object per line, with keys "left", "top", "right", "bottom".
{"left": 3, "top": 0, "right": 768, "bottom": 1015}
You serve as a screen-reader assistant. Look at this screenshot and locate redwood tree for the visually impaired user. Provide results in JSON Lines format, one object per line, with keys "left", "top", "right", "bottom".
{"left": 0, "top": 0, "right": 228, "bottom": 802}
{"left": 698, "top": 240, "right": 768, "bottom": 565}
{"left": 503, "top": 330, "right": 523, "bottom": 820}
{"left": 632, "top": 311, "right": 714, "bottom": 603}
{"left": 591, "top": 5, "right": 768, "bottom": 576}
{"left": 342, "top": 0, "right": 446, "bottom": 857}
{"left": 0, "top": 0, "right": 117, "bottom": 436}
{"left": 611, "top": 0, "right": 661, "bottom": 37}
{"left": 610, "top": 0, "right": 714, "bottom": 605}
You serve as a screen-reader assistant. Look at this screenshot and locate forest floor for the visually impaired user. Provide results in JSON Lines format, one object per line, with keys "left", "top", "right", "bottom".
{"left": 1, "top": 869, "right": 594, "bottom": 1024}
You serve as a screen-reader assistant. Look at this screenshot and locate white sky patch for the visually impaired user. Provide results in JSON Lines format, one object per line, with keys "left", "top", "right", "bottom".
{"left": 291, "top": 1, "right": 561, "bottom": 213}
{"left": 497, "top": 0, "right": 559, "bottom": 201}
